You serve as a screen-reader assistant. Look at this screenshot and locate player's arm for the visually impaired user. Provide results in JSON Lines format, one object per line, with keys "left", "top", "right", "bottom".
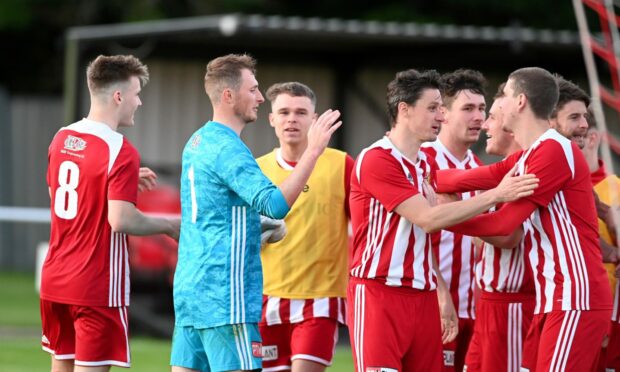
{"left": 600, "top": 238, "right": 619, "bottom": 263}
{"left": 107, "top": 145, "right": 180, "bottom": 240}
{"left": 433, "top": 252, "right": 458, "bottom": 344}
{"left": 477, "top": 226, "right": 524, "bottom": 249}
{"left": 344, "top": 154, "right": 354, "bottom": 218}
{"left": 449, "top": 141, "right": 573, "bottom": 241}
{"left": 221, "top": 110, "right": 341, "bottom": 220}
{"left": 395, "top": 164, "right": 538, "bottom": 233}
{"left": 435, "top": 153, "right": 519, "bottom": 194}
{"left": 277, "top": 109, "right": 342, "bottom": 206}
{"left": 447, "top": 195, "right": 537, "bottom": 239}
{"left": 108, "top": 200, "right": 180, "bottom": 240}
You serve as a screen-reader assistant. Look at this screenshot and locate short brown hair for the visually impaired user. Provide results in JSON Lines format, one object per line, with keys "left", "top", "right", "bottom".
{"left": 551, "top": 75, "right": 591, "bottom": 118}
{"left": 204, "top": 54, "right": 257, "bottom": 103}
{"left": 508, "top": 67, "right": 559, "bottom": 120}
{"left": 494, "top": 83, "right": 506, "bottom": 99}
{"left": 266, "top": 82, "right": 316, "bottom": 107}
{"left": 86, "top": 55, "right": 149, "bottom": 94}
{"left": 441, "top": 69, "right": 486, "bottom": 108}
{"left": 387, "top": 69, "right": 442, "bottom": 127}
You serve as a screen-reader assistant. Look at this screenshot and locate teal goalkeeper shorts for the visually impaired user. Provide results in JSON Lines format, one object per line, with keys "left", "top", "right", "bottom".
{"left": 170, "top": 323, "right": 262, "bottom": 372}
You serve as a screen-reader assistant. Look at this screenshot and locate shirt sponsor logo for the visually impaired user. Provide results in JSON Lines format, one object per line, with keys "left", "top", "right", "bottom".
{"left": 443, "top": 350, "right": 455, "bottom": 367}
{"left": 64, "top": 135, "right": 87, "bottom": 151}
{"left": 366, "top": 368, "right": 397, "bottom": 372}
{"left": 252, "top": 342, "right": 263, "bottom": 358}
{"left": 262, "top": 345, "right": 277, "bottom": 361}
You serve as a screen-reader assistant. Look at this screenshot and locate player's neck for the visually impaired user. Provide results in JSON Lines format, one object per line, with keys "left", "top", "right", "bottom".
{"left": 502, "top": 142, "right": 523, "bottom": 157}
{"left": 212, "top": 110, "right": 245, "bottom": 136}
{"left": 438, "top": 133, "right": 470, "bottom": 161}
{"left": 513, "top": 118, "right": 549, "bottom": 149}
{"left": 388, "top": 126, "right": 422, "bottom": 162}
{"left": 86, "top": 106, "right": 119, "bottom": 131}
{"left": 279, "top": 142, "right": 307, "bottom": 163}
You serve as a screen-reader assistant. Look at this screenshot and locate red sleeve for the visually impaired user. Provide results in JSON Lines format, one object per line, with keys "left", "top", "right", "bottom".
{"left": 344, "top": 154, "right": 354, "bottom": 218}
{"left": 358, "top": 149, "right": 419, "bottom": 212}
{"left": 448, "top": 198, "right": 538, "bottom": 236}
{"left": 435, "top": 151, "right": 522, "bottom": 193}
{"left": 108, "top": 140, "right": 140, "bottom": 204}
{"left": 521, "top": 141, "right": 572, "bottom": 208}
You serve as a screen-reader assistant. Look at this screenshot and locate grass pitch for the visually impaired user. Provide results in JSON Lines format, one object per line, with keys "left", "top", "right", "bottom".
{"left": 0, "top": 272, "right": 354, "bottom": 371}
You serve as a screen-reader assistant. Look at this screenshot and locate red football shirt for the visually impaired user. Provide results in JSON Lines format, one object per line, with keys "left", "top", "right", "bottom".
{"left": 41, "top": 119, "right": 139, "bottom": 307}
{"left": 349, "top": 137, "right": 437, "bottom": 291}
{"left": 436, "top": 129, "right": 612, "bottom": 313}
{"left": 421, "top": 140, "right": 483, "bottom": 319}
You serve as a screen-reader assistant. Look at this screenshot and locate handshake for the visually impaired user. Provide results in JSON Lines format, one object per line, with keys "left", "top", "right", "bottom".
{"left": 260, "top": 215, "right": 287, "bottom": 246}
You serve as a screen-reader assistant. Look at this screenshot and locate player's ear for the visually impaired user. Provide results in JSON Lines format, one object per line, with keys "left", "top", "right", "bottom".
{"left": 113, "top": 90, "right": 122, "bottom": 105}
{"left": 397, "top": 101, "right": 409, "bottom": 118}
{"left": 222, "top": 88, "right": 234, "bottom": 105}
{"left": 269, "top": 112, "right": 276, "bottom": 128}
{"left": 517, "top": 93, "right": 527, "bottom": 112}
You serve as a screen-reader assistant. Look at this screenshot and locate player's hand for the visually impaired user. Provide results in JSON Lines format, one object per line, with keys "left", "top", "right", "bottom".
{"left": 600, "top": 239, "right": 619, "bottom": 263}
{"left": 422, "top": 180, "right": 437, "bottom": 206}
{"left": 493, "top": 164, "right": 538, "bottom": 203}
{"left": 167, "top": 218, "right": 181, "bottom": 241}
{"left": 260, "top": 216, "right": 287, "bottom": 246}
{"left": 438, "top": 286, "right": 458, "bottom": 344}
{"left": 306, "top": 109, "right": 342, "bottom": 157}
{"left": 138, "top": 167, "right": 157, "bottom": 192}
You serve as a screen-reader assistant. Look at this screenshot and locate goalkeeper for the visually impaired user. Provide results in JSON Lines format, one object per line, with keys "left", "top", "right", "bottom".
{"left": 256, "top": 82, "right": 353, "bottom": 372}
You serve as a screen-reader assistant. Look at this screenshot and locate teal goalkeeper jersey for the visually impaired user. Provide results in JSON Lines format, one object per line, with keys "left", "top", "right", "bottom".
{"left": 174, "top": 121, "right": 289, "bottom": 328}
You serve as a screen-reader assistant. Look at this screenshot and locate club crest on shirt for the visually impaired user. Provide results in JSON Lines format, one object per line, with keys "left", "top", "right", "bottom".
{"left": 190, "top": 134, "right": 202, "bottom": 149}
{"left": 64, "top": 135, "right": 87, "bottom": 151}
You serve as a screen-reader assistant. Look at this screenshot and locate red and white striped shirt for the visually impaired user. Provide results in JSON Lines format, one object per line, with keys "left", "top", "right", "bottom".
{"left": 349, "top": 137, "right": 437, "bottom": 291}
{"left": 476, "top": 240, "right": 535, "bottom": 295}
{"left": 437, "top": 130, "right": 612, "bottom": 314}
{"left": 421, "top": 140, "right": 482, "bottom": 318}
{"left": 41, "top": 119, "right": 139, "bottom": 307}
{"left": 260, "top": 296, "right": 347, "bottom": 325}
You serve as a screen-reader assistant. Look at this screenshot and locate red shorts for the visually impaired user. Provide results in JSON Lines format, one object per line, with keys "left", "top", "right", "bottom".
{"left": 606, "top": 320, "right": 620, "bottom": 370}
{"left": 259, "top": 317, "right": 338, "bottom": 371}
{"left": 347, "top": 277, "right": 442, "bottom": 372}
{"left": 442, "top": 317, "right": 474, "bottom": 371}
{"left": 40, "top": 299, "right": 131, "bottom": 368}
{"left": 464, "top": 292, "right": 535, "bottom": 372}
{"left": 521, "top": 309, "right": 611, "bottom": 372}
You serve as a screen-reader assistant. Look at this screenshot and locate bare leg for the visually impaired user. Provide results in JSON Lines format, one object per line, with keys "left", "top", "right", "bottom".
{"left": 171, "top": 366, "right": 200, "bottom": 372}
{"left": 50, "top": 358, "right": 73, "bottom": 372}
{"left": 292, "top": 359, "right": 327, "bottom": 372}
{"left": 73, "top": 365, "right": 110, "bottom": 372}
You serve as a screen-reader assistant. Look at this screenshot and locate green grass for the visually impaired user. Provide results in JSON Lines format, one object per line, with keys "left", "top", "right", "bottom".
{"left": 0, "top": 272, "right": 354, "bottom": 371}
{"left": 0, "top": 272, "right": 41, "bottom": 328}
